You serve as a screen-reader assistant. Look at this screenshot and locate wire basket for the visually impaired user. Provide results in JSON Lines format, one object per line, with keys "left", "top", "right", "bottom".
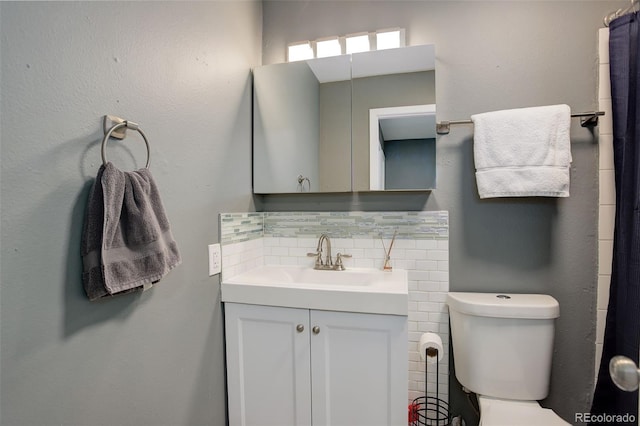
{"left": 408, "top": 348, "right": 451, "bottom": 426}
{"left": 409, "top": 395, "right": 450, "bottom": 426}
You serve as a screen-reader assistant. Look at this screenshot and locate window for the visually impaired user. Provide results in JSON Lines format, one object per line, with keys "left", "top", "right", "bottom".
{"left": 345, "top": 33, "right": 370, "bottom": 54}
{"left": 376, "top": 29, "right": 403, "bottom": 50}
{"left": 287, "top": 42, "right": 314, "bottom": 62}
{"left": 316, "top": 38, "right": 341, "bottom": 58}
{"left": 286, "top": 28, "right": 406, "bottom": 62}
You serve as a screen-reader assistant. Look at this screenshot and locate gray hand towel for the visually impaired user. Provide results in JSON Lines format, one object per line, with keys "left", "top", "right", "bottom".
{"left": 81, "top": 163, "right": 181, "bottom": 301}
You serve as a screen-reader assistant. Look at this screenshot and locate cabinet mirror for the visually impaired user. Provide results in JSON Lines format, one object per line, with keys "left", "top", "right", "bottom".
{"left": 252, "top": 44, "right": 435, "bottom": 194}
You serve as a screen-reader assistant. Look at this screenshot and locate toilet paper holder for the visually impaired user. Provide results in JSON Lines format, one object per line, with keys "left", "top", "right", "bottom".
{"left": 425, "top": 347, "right": 439, "bottom": 358}
{"left": 409, "top": 343, "right": 451, "bottom": 426}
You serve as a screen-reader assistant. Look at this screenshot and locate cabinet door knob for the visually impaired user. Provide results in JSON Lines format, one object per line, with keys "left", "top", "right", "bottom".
{"left": 296, "top": 324, "right": 305, "bottom": 333}
{"left": 312, "top": 326, "right": 320, "bottom": 335}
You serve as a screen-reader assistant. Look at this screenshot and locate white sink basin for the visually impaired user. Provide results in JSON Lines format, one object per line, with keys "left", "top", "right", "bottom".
{"left": 222, "top": 265, "right": 408, "bottom": 315}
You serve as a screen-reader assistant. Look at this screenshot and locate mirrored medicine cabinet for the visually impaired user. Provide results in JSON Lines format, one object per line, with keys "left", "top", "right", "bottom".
{"left": 253, "top": 44, "right": 436, "bottom": 194}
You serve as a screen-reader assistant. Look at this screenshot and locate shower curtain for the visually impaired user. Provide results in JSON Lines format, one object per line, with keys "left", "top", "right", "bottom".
{"left": 590, "top": 12, "right": 640, "bottom": 425}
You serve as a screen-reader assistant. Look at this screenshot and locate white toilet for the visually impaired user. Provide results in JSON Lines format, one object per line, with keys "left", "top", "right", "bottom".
{"left": 446, "top": 292, "right": 571, "bottom": 426}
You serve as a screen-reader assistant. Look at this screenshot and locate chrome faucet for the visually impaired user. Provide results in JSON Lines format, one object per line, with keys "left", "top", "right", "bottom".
{"left": 307, "top": 233, "right": 333, "bottom": 269}
{"left": 307, "top": 234, "right": 351, "bottom": 270}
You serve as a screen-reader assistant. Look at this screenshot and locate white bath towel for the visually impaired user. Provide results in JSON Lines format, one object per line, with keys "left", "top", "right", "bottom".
{"left": 471, "top": 104, "right": 572, "bottom": 198}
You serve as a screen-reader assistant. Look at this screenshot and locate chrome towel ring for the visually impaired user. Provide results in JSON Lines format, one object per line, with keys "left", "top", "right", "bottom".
{"left": 101, "top": 117, "right": 150, "bottom": 168}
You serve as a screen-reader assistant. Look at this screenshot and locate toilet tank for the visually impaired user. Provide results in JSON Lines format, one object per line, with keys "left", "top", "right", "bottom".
{"left": 447, "top": 292, "right": 560, "bottom": 401}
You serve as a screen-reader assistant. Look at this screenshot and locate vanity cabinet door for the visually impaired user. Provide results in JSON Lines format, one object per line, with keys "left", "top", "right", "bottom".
{"left": 225, "top": 303, "right": 312, "bottom": 426}
{"left": 310, "top": 310, "right": 408, "bottom": 426}
{"left": 225, "top": 304, "right": 407, "bottom": 426}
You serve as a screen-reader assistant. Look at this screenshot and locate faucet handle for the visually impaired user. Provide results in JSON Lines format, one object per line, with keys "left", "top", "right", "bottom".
{"left": 307, "top": 251, "right": 323, "bottom": 268}
{"left": 334, "top": 253, "right": 352, "bottom": 271}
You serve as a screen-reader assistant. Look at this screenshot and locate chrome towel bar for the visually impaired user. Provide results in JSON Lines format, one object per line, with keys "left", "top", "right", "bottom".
{"left": 436, "top": 111, "right": 605, "bottom": 135}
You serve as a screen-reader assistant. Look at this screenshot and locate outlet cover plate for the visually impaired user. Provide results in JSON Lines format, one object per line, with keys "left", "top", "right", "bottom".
{"left": 208, "top": 243, "right": 221, "bottom": 276}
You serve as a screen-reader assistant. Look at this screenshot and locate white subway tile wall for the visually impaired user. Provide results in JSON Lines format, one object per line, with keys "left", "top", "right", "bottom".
{"left": 220, "top": 211, "right": 450, "bottom": 404}
{"left": 219, "top": 213, "right": 264, "bottom": 282}
{"left": 596, "top": 28, "right": 615, "bottom": 379}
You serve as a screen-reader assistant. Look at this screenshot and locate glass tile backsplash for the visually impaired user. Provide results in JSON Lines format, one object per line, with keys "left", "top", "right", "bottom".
{"left": 220, "top": 211, "right": 448, "bottom": 244}
{"left": 220, "top": 212, "right": 263, "bottom": 245}
{"left": 264, "top": 211, "right": 448, "bottom": 239}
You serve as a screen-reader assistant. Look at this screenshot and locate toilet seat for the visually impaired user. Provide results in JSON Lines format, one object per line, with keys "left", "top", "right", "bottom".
{"left": 478, "top": 396, "right": 570, "bottom": 426}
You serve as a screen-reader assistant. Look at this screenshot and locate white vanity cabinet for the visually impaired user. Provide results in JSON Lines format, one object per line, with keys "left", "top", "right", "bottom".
{"left": 224, "top": 302, "right": 408, "bottom": 426}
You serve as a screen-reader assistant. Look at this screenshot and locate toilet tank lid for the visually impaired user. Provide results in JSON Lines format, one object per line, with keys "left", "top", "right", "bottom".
{"left": 446, "top": 292, "right": 560, "bottom": 319}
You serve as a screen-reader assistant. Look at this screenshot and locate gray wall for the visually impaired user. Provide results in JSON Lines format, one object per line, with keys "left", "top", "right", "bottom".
{"left": 260, "top": 1, "right": 626, "bottom": 424}
{"left": 384, "top": 138, "right": 436, "bottom": 190}
{"left": 0, "top": 2, "right": 260, "bottom": 425}
{"left": 319, "top": 80, "right": 351, "bottom": 192}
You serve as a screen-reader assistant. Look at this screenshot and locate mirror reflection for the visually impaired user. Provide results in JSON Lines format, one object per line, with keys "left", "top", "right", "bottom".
{"left": 369, "top": 104, "right": 436, "bottom": 190}
{"left": 253, "top": 44, "right": 435, "bottom": 194}
{"left": 253, "top": 55, "right": 352, "bottom": 193}
{"left": 351, "top": 45, "right": 436, "bottom": 191}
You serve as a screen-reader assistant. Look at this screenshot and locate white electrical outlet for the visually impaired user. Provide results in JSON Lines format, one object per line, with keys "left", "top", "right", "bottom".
{"left": 208, "top": 243, "right": 221, "bottom": 276}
